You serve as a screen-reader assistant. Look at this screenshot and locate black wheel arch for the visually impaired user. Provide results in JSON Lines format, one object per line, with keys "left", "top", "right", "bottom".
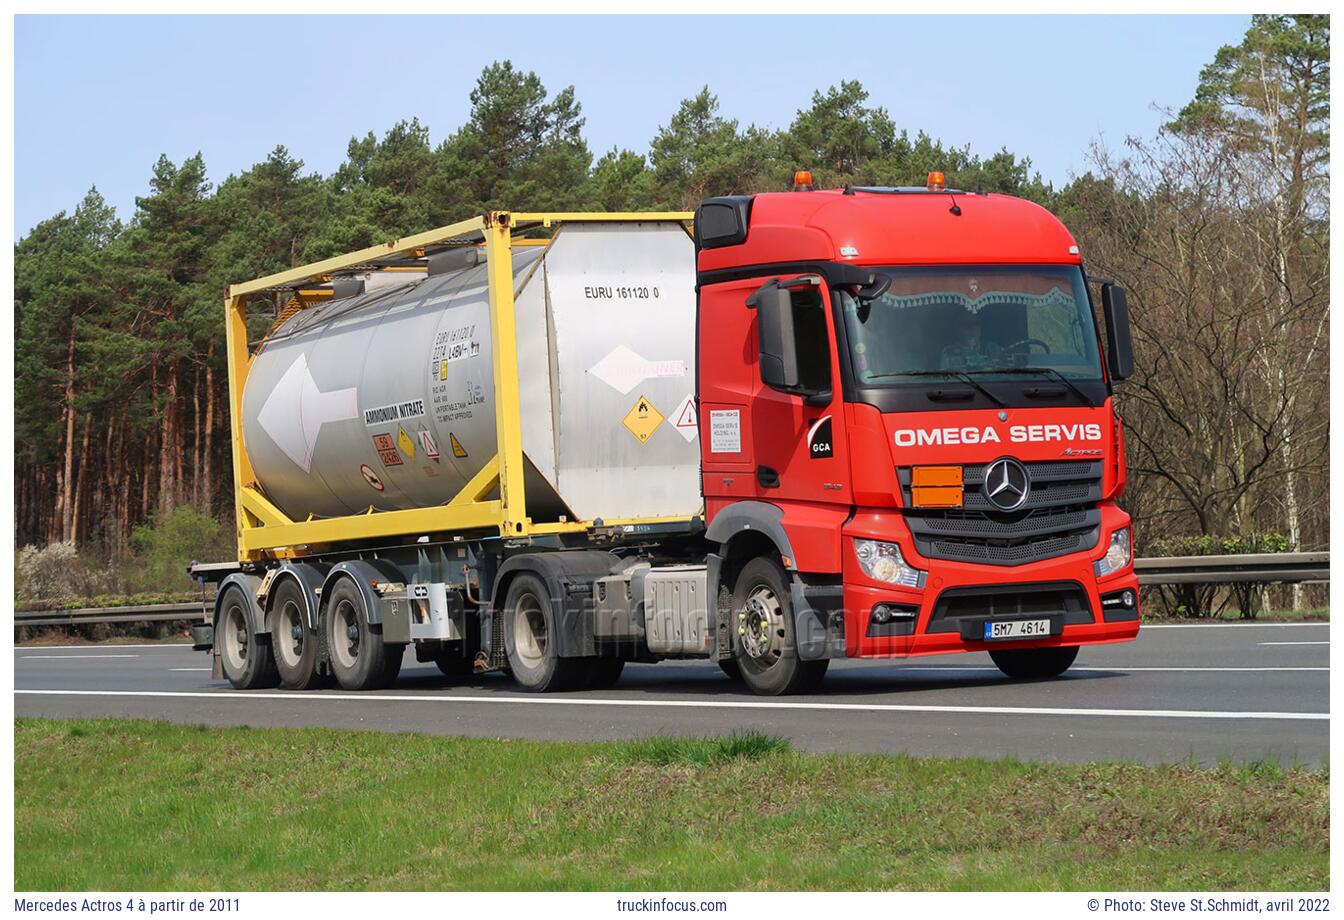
{"left": 214, "top": 573, "right": 265, "bottom": 636}
{"left": 491, "top": 551, "right": 620, "bottom": 659}
{"left": 266, "top": 561, "right": 329, "bottom": 631}
{"left": 319, "top": 559, "right": 405, "bottom": 626}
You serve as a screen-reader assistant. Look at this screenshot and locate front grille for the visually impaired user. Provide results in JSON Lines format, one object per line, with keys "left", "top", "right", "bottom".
{"left": 926, "top": 581, "right": 1095, "bottom": 633}
{"left": 899, "top": 460, "right": 1102, "bottom": 566}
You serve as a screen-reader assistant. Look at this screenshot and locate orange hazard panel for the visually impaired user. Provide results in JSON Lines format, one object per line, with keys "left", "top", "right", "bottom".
{"left": 912, "top": 465, "right": 963, "bottom": 508}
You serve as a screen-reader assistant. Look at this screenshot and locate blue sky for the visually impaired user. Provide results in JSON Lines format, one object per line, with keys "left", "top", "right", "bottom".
{"left": 14, "top": 14, "right": 1250, "bottom": 237}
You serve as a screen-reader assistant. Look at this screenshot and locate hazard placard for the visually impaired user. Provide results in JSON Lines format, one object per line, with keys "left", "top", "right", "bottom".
{"left": 449, "top": 432, "right": 469, "bottom": 459}
{"left": 670, "top": 393, "right": 698, "bottom": 443}
{"left": 372, "top": 433, "right": 403, "bottom": 467}
{"left": 397, "top": 425, "right": 416, "bottom": 461}
{"left": 622, "top": 395, "right": 664, "bottom": 444}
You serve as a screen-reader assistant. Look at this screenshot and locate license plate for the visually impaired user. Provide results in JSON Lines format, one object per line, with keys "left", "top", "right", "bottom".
{"left": 984, "top": 618, "right": 1052, "bottom": 640}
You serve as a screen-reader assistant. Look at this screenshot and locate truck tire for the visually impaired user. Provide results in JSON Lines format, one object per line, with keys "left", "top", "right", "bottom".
{"left": 217, "top": 584, "right": 279, "bottom": 690}
{"left": 731, "top": 557, "right": 828, "bottom": 696}
{"left": 990, "top": 645, "right": 1079, "bottom": 680}
{"left": 382, "top": 644, "right": 406, "bottom": 686}
{"left": 269, "top": 578, "right": 322, "bottom": 690}
{"left": 503, "top": 573, "right": 584, "bottom": 692}
{"left": 718, "top": 659, "right": 743, "bottom": 681}
{"left": 322, "top": 577, "right": 392, "bottom": 691}
{"left": 584, "top": 657, "right": 625, "bottom": 690}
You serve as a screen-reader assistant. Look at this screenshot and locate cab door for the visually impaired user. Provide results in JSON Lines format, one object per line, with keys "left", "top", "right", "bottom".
{"left": 747, "top": 276, "right": 853, "bottom": 514}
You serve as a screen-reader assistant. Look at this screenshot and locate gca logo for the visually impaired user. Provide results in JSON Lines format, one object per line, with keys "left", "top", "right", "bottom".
{"left": 808, "top": 416, "right": 833, "bottom": 459}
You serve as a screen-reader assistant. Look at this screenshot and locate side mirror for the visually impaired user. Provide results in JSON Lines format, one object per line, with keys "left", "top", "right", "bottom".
{"left": 746, "top": 279, "right": 800, "bottom": 390}
{"left": 1101, "top": 283, "right": 1134, "bottom": 382}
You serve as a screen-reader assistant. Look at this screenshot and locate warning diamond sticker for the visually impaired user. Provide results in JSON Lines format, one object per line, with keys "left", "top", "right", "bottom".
{"left": 622, "top": 395, "right": 664, "bottom": 444}
{"left": 397, "top": 425, "right": 416, "bottom": 462}
{"left": 670, "top": 394, "right": 698, "bottom": 442}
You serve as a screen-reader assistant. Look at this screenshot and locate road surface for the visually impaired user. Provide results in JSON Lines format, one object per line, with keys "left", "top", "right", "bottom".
{"left": 14, "top": 622, "right": 1329, "bottom": 766}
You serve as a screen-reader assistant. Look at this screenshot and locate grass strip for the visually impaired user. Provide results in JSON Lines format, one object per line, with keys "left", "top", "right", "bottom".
{"left": 14, "top": 718, "right": 1328, "bottom": 892}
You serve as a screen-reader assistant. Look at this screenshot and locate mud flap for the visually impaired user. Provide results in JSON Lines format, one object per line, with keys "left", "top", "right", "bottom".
{"left": 791, "top": 580, "right": 845, "bottom": 660}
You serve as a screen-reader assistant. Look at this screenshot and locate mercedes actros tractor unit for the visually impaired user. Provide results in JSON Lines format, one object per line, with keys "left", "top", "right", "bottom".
{"left": 193, "top": 171, "right": 1140, "bottom": 695}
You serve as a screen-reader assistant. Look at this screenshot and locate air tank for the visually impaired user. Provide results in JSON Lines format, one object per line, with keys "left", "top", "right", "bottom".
{"left": 240, "top": 221, "right": 702, "bottom": 527}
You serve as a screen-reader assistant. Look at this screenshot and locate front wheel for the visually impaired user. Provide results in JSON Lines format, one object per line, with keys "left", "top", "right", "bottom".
{"left": 731, "top": 558, "right": 828, "bottom": 696}
{"left": 989, "top": 645, "right": 1079, "bottom": 679}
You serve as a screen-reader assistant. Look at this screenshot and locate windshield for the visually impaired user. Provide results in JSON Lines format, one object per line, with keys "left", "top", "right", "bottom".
{"left": 840, "top": 265, "right": 1104, "bottom": 384}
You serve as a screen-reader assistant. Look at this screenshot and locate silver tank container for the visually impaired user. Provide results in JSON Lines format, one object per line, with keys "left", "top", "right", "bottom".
{"left": 241, "top": 221, "right": 701, "bottom": 526}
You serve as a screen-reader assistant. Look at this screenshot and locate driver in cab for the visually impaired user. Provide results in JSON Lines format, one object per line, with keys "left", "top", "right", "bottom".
{"left": 940, "top": 309, "right": 1002, "bottom": 370}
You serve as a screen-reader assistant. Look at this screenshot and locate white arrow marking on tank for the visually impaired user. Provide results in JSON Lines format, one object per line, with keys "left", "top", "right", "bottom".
{"left": 257, "top": 354, "right": 359, "bottom": 472}
{"left": 588, "top": 344, "right": 685, "bottom": 395}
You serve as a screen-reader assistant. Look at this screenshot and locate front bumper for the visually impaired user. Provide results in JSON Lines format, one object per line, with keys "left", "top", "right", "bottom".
{"left": 840, "top": 505, "right": 1140, "bottom": 658}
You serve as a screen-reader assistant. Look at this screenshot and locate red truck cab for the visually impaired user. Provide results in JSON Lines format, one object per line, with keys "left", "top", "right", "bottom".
{"left": 695, "top": 177, "right": 1140, "bottom": 692}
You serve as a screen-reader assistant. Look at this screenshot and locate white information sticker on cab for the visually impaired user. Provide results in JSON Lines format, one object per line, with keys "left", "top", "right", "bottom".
{"left": 709, "top": 409, "right": 741, "bottom": 454}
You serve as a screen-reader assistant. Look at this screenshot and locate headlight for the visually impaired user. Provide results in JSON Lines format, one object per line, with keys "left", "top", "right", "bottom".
{"left": 1093, "top": 527, "right": 1132, "bottom": 578}
{"left": 854, "top": 539, "right": 926, "bottom": 587}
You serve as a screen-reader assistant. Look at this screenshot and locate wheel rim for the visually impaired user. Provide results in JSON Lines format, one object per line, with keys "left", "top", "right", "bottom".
{"left": 331, "top": 599, "right": 360, "bottom": 671}
{"left": 512, "top": 591, "right": 547, "bottom": 669}
{"left": 221, "top": 602, "right": 249, "bottom": 673}
{"left": 739, "top": 583, "right": 785, "bottom": 664}
{"left": 275, "top": 600, "right": 305, "bottom": 670}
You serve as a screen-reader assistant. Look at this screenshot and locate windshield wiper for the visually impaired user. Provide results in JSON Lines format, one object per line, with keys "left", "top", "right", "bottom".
{"left": 866, "top": 369, "right": 1006, "bottom": 408}
{"left": 963, "top": 367, "right": 1096, "bottom": 407}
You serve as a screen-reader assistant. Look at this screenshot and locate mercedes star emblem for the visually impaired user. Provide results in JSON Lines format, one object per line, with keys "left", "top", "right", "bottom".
{"left": 983, "top": 457, "right": 1031, "bottom": 511}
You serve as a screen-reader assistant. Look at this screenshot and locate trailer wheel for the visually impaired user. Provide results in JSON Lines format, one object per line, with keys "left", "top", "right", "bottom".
{"left": 269, "top": 579, "right": 321, "bottom": 690}
{"left": 218, "top": 584, "right": 278, "bottom": 690}
{"left": 989, "top": 645, "right": 1079, "bottom": 680}
{"left": 503, "top": 573, "right": 583, "bottom": 692}
{"left": 717, "top": 659, "right": 743, "bottom": 681}
{"left": 322, "top": 577, "right": 392, "bottom": 691}
{"left": 732, "top": 557, "right": 828, "bottom": 696}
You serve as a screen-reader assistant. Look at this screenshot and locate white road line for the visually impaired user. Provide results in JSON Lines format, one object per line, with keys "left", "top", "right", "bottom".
{"left": 1258, "top": 641, "right": 1329, "bottom": 646}
{"left": 1141, "top": 622, "right": 1328, "bottom": 629}
{"left": 14, "top": 644, "right": 192, "bottom": 651}
{"left": 13, "top": 689, "right": 1327, "bottom": 722}
{"left": 895, "top": 666, "right": 1327, "bottom": 673}
{"left": 19, "top": 654, "right": 140, "bottom": 660}
{"left": 169, "top": 668, "right": 212, "bottom": 672}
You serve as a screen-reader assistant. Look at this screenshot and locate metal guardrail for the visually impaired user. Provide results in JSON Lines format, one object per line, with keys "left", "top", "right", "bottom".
{"left": 1134, "top": 552, "right": 1329, "bottom": 586}
{"left": 13, "top": 553, "right": 1328, "bottom": 628}
{"left": 14, "top": 602, "right": 207, "bottom": 628}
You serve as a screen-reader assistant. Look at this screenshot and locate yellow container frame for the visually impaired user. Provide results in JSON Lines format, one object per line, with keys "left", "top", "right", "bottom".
{"left": 225, "top": 211, "right": 695, "bottom": 562}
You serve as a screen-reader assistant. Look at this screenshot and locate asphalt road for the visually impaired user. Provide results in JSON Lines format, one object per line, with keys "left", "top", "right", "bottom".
{"left": 14, "top": 622, "right": 1329, "bottom": 766}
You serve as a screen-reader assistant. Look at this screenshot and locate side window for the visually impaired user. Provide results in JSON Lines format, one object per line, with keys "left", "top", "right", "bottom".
{"left": 790, "top": 286, "right": 832, "bottom": 393}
